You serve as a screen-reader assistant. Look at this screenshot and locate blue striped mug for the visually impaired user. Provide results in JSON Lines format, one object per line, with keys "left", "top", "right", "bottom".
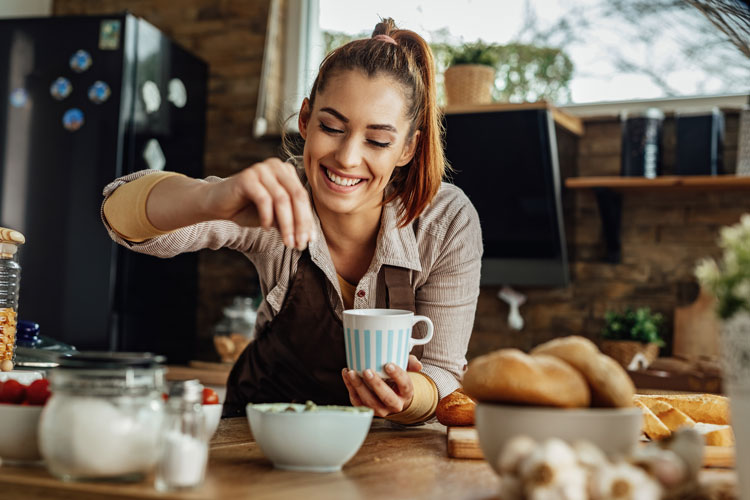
{"left": 343, "top": 309, "right": 434, "bottom": 378}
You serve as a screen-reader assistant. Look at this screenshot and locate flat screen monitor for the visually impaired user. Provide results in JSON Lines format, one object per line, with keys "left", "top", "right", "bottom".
{"left": 444, "top": 108, "right": 569, "bottom": 287}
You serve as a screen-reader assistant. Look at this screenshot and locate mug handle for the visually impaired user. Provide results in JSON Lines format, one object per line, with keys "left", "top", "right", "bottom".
{"left": 408, "top": 315, "right": 434, "bottom": 351}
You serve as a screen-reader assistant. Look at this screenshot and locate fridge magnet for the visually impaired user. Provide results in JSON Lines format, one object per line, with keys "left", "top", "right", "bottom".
{"left": 143, "top": 139, "right": 166, "bottom": 171}
{"left": 69, "top": 50, "right": 92, "bottom": 73}
{"left": 50, "top": 77, "right": 72, "bottom": 100}
{"left": 168, "top": 78, "right": 187, "bottom": 108}
{"left": 88, "top": 81, "right": 111, "bottom": 104}
{"left": 99, "top": 19, "right": 121, "bottom": 50}
{"left": 142, "top": 81, "right": 161, "bottom": 114}
{"left": 9, "top": 88, "right": 28, "bottom": 108}
{"left": 62, "top": 108, "right": 85, "bottom": 132}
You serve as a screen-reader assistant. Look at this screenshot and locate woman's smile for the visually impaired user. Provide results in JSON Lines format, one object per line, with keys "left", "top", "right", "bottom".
{"left": 321, "top": 165, "right": 367, "bottom": 191}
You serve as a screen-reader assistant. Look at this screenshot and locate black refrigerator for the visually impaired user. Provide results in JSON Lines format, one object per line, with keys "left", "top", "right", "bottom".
{"left": 0, "top": 13, "right": 207, "bottom": 364}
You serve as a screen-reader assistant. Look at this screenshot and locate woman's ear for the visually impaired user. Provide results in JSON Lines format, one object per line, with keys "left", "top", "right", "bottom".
{"left": 396, "top": 130, "right": 421, "bottom": 167}
{"left": 298, "top": 98, "right": 311, "bottom": 140}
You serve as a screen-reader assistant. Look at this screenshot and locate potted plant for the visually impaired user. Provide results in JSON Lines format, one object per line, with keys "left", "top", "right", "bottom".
{"left": 695, "top": 213, "right": 750, "bottom": 499}
{"left": 600, "top": 307, "right": 665, "bottom": 368}
{"left": 442, "top": 41, "right": 499, "bottom": 107}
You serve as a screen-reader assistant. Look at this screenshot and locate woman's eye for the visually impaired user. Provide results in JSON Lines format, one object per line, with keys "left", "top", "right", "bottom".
{"left": 319, "top": 122, "right": 342, "bottom": 134}
{"left": 368, "top": 140, "right": 391, "bottom": 149}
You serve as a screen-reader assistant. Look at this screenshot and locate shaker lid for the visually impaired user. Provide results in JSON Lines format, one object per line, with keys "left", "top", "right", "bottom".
{"left": 0, "top": 227, "right": 25, "bottom": 258}
{"left": 56, "top": 351, "right": 166, "bottom": 370}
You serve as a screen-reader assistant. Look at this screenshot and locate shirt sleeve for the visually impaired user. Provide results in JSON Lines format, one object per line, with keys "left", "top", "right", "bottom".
{"left": 102, "top": 171, "right": 183, "bottom": 242}
{"left": 100, "top": 170, "right": 269, "bottom": 257}
{"left": 384, "top": 372, "right": 439, "bottom": 425}
{"left": 416, "top": 200, "right": 483, "bottom": 398}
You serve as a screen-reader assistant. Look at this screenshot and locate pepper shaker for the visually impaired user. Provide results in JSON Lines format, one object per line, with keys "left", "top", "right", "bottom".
{"left": 156, "top": 379, "right": 209, "bottom": 491}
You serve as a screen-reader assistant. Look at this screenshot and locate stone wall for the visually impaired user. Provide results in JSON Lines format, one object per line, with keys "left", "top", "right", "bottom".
{"left": 53, "top": 1, "right": 750, "bottom": 362}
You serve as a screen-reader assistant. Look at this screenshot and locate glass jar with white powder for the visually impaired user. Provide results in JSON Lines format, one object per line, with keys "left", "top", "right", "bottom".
{"left": 155, "top": 379, "right": 209, "bottom": 491}
{"left": 38, "top": 352, "right": 166, "bottom": 482}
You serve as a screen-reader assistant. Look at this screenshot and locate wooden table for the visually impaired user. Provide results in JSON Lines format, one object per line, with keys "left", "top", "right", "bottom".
{"left": 0, "top": 418, "right": 737, "bottom": 499}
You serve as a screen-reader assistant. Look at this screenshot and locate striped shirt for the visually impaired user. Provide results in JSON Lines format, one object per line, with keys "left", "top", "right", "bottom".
{"left": 101, "top": 168, "right": 483, "bottom": 398}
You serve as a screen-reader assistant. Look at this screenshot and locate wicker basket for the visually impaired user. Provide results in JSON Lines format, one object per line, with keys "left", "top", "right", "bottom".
{"left": 443, "top": 64, "right": 495, "bottom": 106}
{"left": 601, "top": 340, "right": 660, "bottom": 369}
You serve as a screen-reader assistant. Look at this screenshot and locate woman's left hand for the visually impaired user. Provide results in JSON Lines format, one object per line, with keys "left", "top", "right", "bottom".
{"left": 341, "top": 355, "right": 423, "bottom": 417}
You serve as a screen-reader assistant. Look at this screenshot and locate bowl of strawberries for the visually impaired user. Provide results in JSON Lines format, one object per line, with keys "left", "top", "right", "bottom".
{"left": 0, "top": 374, "right": 51, "bottom": 464}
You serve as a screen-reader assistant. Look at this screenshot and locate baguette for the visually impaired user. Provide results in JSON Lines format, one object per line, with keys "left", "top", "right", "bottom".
{"left": 436, "top": 389, "right": 475, "bottom": 426}
{"left": 693, "top": 423, "right": 735, "bottom": 447}
{"left": 633, "top": 399, "right": 672, "bottom": 440}
{"left": 531, "top": 335, "right": 635, "bottom": 408}
{"left": 463, "top": 349, "right": 590, "bottom": 408}
{"left": 634, "top": 397, "right": 695, "bottom": 432}
{"left": 638, "top": 394, "right": 730, "bottom": 425}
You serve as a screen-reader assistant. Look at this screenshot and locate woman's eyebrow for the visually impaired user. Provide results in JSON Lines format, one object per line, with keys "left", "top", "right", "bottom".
{"left": 320, "top": 107, "right": 398, "bottom": 133}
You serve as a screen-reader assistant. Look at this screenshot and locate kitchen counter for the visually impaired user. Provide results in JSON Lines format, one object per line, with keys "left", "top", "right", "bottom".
{"left": 0, "top": 418, "right": 737, "bottom": 499}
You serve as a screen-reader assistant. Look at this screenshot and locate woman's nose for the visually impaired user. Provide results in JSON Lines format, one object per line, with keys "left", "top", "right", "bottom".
{"left": 335, "top": 135, "right": 363, "bottom": 169}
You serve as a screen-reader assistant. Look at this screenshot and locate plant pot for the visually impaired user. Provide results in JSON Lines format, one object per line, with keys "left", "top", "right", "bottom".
{"left": 600, "top": 340, "right": 660, "bottom": 369}
{"left": 721, "top": 312, "right": 750, "bottom": 500}
{"left": 443, "top": 64, "right": 495, "bottom": 106}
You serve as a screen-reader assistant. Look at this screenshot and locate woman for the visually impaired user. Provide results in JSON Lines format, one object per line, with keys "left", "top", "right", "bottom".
{"left": 101, "top": 19, "right": 482, "bottom": 424}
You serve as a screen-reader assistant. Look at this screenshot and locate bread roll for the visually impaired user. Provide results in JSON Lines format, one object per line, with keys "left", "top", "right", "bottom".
{"left": 638, "top": 394, "right": 730, "bottom": 425}
{"left": 463, "top": 349, "right": 590, "bottom": 408}
{"left": 693, "top": 423, "right": 735, "bottom": 447}
{"left": 436, "top": 389, "right": 475, "bottom": 426}
{"left": 633, "top": 399, "right": 672, "bottom": 440}
{"left": 531, "top": 335, "right": 635, "bottom": 408}
{"left": 634, "top": 397, "right": 695, "bottom": 432}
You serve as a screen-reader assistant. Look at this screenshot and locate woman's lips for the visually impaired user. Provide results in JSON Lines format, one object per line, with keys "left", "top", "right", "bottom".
{"left": 320, "top": 165, "right": 366, "bottom": 192}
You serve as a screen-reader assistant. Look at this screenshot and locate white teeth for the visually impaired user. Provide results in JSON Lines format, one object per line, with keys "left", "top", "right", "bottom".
{"left": 325, "top": 168, "right": 362, "bottom": 187}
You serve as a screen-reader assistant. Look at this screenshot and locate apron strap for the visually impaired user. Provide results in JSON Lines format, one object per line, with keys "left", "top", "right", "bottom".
{"left": 383, "top": 265, "right": 415, "bottom": 312}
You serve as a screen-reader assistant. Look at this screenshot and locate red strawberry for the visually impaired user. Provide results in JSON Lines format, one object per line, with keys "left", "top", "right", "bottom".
{"left": 25, "top": 379, "right": 51, "bottom": 405}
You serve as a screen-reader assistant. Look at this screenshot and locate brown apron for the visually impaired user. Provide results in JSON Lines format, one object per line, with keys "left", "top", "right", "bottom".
{"left": 223, "top": 251, "right": 415, "bottom": 417}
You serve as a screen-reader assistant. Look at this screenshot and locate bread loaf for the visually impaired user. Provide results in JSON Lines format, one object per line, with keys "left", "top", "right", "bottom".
{"left": 463, "top": 349, "right": 590, "bottom": 408}
{"left": 436, "top": 389, "right": 475, "bottom": 426}
{"left": 634, "top": 397, "right": 695, "bottom": 431}
{"left": 693, "top": 423, "right": 735, "bottom": 447}
{"left": 638, "top": 394, "right": 730, "bottom": 425}
{"left": 633, "top": 399, "right": 672, "bottom": 440}
{"left": 531, "top": 335, "right": 635, "bottom": 408}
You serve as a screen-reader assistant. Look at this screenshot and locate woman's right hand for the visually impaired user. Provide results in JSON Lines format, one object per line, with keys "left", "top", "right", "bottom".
{"left": 204, "top": 158, "right": 316, "bottom": 250}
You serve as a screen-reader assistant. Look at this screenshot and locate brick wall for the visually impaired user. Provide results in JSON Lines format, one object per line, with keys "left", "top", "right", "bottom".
{"left": 53, "top": 1, "right": 750, "bottom": 363}
{"left": 469, "top": 111, "right": 746, "bottom": 360}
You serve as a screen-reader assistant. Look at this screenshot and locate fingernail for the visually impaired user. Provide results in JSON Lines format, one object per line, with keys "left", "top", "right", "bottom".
{"left": 348, "top": 371, "right": 357, "bottom": 380}
{"left": 342, "top": 368, "right": 348, "bottom": 376}
{"left": 385, "top": 363, "right": 395, "bottom": 373}
{"left": 364, "top": 369, "right": 374, "bottom": 379}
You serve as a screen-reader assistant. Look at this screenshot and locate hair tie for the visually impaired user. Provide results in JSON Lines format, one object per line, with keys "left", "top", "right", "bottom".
{"left": 373, "top": 34, "right": 398, "bottom": 45}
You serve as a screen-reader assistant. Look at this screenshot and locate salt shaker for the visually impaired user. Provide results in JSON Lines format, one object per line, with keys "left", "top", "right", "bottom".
{"left": 156, "top": 379, "right": 209, "bottom": 491}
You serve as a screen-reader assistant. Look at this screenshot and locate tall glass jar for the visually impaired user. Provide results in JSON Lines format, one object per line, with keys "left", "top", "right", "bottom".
{"left": 0, "top": 227, "right": 25, "bottom": 372}
{"left": 38, "top": 352, "right": 166, "bottom": 482}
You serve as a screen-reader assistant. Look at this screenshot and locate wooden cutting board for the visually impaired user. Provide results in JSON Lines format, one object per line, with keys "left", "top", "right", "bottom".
{"left": 446, "top": 426, "right": 735, "bottom": 468}
{"left": 673, "top": 287, "right": 721, "bottom": 361}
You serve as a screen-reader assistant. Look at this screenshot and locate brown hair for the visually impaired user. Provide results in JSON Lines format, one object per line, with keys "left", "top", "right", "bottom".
{"left": 306, "top": 18, "right": 447, "bottom": 227}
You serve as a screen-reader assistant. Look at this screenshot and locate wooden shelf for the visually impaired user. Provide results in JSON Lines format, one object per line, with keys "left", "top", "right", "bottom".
{"left": 443, "top": 100, "right": 584, "bottom": 137}
{"left": 566, "top": 175, "right": 750, "bottom": 192}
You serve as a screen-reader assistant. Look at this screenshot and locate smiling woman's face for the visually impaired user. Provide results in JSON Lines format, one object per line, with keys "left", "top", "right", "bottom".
{"left": 298, "top": 69, "right": 417, "bottom": 222}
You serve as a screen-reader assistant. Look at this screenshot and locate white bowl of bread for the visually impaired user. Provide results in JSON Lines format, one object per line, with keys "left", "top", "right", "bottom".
{"left": 462, "top": 336, "right": 642, "bottom": 471}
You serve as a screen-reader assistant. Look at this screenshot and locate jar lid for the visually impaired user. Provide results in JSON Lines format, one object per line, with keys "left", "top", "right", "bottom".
{"left": 0, "top": 227, "right": 25, "bottom": 259}
{"left": 56, "top": 351, "right": 166, "bottom": 370}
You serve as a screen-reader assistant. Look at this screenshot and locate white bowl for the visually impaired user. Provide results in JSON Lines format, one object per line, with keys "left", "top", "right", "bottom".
{"left": 246, "top": 403, "right": 373, "bottom": 472}
{"left": 476, "top": 403, "right": 642, "bottom": 473}
{"left": 0, "top": 404, "right": 44, "bottom": 464}
{"left": 203, "top": 403, "right": 222, "bottom": 439}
